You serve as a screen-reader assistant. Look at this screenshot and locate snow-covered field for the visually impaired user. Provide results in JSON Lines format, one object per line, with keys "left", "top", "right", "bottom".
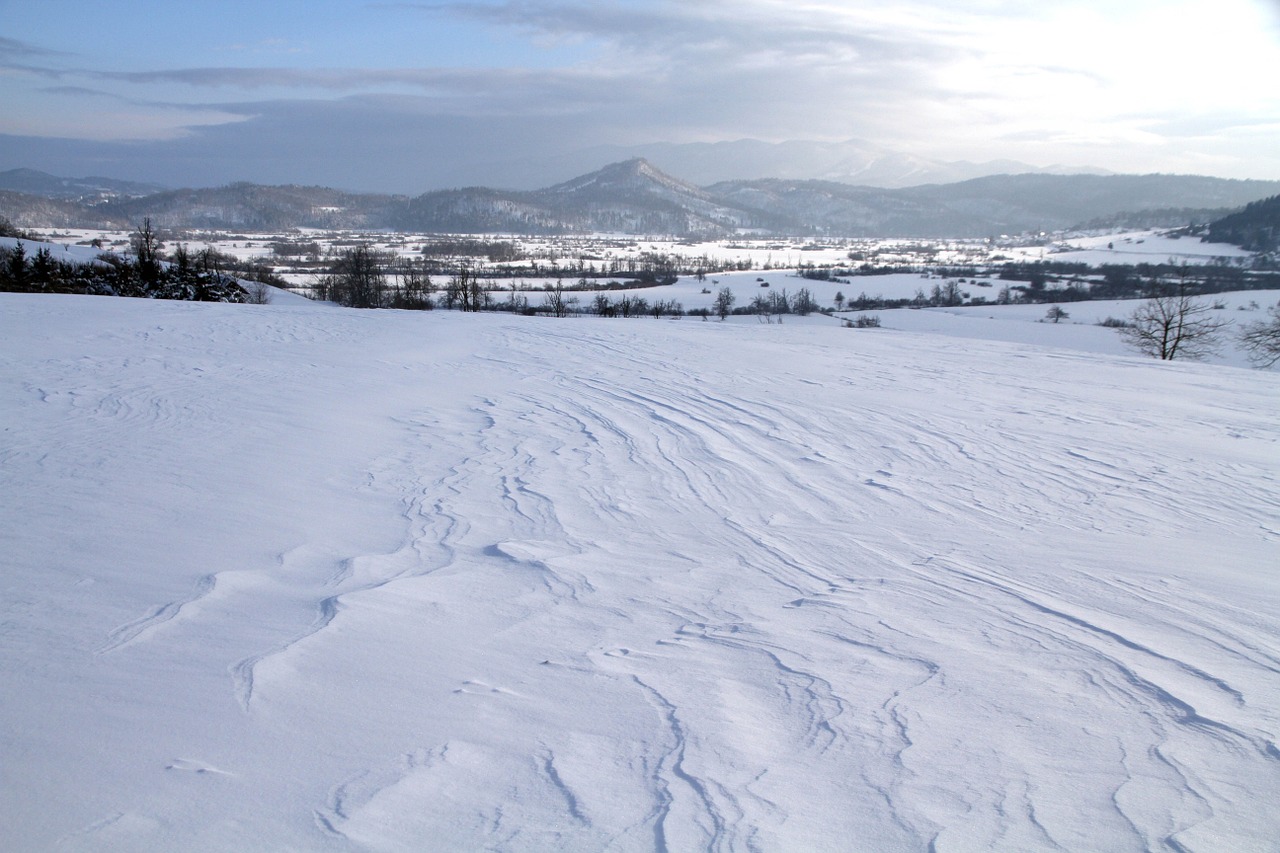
{"left": 851, "top": 290, "right": 1280, "bottom": 369}
{"left": 1042, "top": 232, "right": 1255, "bottom": 267}
{"left": 2, "top": 292, "right": 1278, "bottom": 852}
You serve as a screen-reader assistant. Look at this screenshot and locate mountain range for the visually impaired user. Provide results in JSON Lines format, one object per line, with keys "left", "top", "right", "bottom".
{"left": 512, "top": 138, "right": 1112, "bottom": 189}
{"left": 3, "top": 161, "right": 1279, "bottom": 238}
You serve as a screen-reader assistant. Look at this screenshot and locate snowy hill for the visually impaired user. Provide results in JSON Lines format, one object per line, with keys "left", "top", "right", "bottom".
{"left": 404, "top": 158, "right": 771, "bottom": 235}
{"left": 545, "top": 158, "right": 710, "bottom": 199}
{"left": 2, "top": 294, "right": 1277, "bottom": 851}
{"left": 7, "top": 164, "right": 1280, "bottom": 237}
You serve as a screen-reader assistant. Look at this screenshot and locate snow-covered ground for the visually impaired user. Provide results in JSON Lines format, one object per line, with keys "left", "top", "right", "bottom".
{"left": 850, "top": 290, "right": 1280, "bottom": 369}
{"left": 0, "top": 235, "right": 118, "bottom": 266}
{"left": 532, "top": 271, "right": 1278, "bottom": 369}
{"left": 1041, "top": 232, "right": 1255, "bottom": 267}
{"left": 2, "top": 293, "right": 1278, "bottom": 852}
{"left": 21, "top": 226, "right": 1256, "bottom": 280}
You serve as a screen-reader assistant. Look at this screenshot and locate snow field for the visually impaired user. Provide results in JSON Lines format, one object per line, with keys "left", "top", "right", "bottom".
{"left": 1, "top": 293, "right": 1278, "bottom": 851}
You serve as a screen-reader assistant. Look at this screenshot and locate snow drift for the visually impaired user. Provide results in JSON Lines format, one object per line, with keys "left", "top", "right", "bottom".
{"left": 1, "top": 293, "right": 1277, "bottom": 852}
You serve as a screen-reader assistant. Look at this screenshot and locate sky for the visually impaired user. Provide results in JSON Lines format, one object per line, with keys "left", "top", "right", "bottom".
{"left": 2, "top": 0, "right": 1279, "bottom": 193}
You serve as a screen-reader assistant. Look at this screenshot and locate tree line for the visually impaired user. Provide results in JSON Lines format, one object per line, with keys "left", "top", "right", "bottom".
{"left": 0, "top": 219, "right": 256, "bottom": 302}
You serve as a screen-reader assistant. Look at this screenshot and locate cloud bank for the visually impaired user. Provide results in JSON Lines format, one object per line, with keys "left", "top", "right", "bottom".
{"left": 2, "top": 0, "right": 1277, "bottom": 191}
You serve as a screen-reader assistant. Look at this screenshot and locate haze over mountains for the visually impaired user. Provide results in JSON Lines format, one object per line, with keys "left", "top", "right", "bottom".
{"left": 434, "top": 138, "right": 1114, "bottom": 191}
{"left": 3, "top": 158, "right": 1278, "bottom": 239}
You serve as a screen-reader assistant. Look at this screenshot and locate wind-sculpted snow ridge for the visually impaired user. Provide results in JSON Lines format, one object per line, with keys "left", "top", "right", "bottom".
{"left": 2, "top": 293, "right": 1277, "bottom": 852}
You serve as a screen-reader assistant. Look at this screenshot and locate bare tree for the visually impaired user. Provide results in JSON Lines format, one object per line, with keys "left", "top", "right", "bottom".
{"left": 751, "top": 293, "right": 774, "bottom": 324}
{"left": 130, "top": 217, "right": 162, "bottom": 289}
{"left": 389, "top": 258, "right": 433, "bottom": 310}
{"left": 246, "top": 280, "right": 273, "bottom": 304}
{"left": 446, "top": 264, "right": 485, "bottom": 311}
{"left": 542, "top": 281, "right": 570, "bottom": 317}
{"left": 1044, "top": 306, "right": 1069, "bottom": 324}
{"left": 324, "top": 244, "right": 386, "bottom": 308}
{"left": 505, "top": 281, "right": 529, "bottom": 315}
{"left": 592, "top": 293, "right": 615, "bottom": 317}
{"left": 1238, "top": 302, "right": 1280, "bottom": 368}
{"left": 793, "top": 287, "right": 817, "bottom": 316}
{"left": 931, "top": 280, "right": 962, "bottom": 307}
{"left": 713, "top": 287, "right": 735, "bottom": 321}
{"left": 1120, "top": 291, "right": 1228, "bottom": 360}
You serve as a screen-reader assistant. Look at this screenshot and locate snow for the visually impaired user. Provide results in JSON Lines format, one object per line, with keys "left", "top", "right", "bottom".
{"left": 854, "top": 290, "right": 1280, "bottom": 369}
{"left": 1040, "top": 232, "right": 1255, "bottom": 267}
{"left": 2, "top": 293, "right": 1278, "bottom": 852}
{"left": 0, "top": 235, "right": 116, "bottom": 266}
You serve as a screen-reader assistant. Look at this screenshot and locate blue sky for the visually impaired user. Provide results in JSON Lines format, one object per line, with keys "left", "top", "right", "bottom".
{"left": 2, "top": 0, "right": 1279, "bottom": 192}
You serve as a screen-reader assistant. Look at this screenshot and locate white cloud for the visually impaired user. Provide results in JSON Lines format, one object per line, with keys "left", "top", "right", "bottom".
{"left": 1, "top": 0, "right": 1277, "bottom": 184}
{"left": 3, "top": 86, "right": 251, "bottom": 141}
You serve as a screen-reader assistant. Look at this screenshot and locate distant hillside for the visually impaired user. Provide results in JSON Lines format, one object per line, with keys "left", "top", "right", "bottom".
{"left": 1208, "top": 195, "right": 1280, "bottom": 252}
{"left": 909, "top": 173, "right": 1280, "bottom": 232}
{"left": 102, "top": 183, "right": 411, "bottom": 231}
{"left": 0, "top": 191, "right": 127, "bottom": 229}
{"left": 706, "top": 179, "right": 969, "bottom": 235}
{"left": 3, "top": 162, "right": 1280, "bottom": 238}
{"left": 0, "top": 168, "right": 164, "bottom": 201}
{"left": 709, "top": 173, "right": 1280, "bottom": 236}
{"left": 403, "top": 166, "right": 1280, "bottom": 237}
{"left": 403, "top": 159, "right": 777, "bottom": 235}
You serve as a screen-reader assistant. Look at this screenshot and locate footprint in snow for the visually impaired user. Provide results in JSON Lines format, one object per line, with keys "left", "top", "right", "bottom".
{"left": 453, "top": 679, "right": 518, "bottom": 696}
{"left": 165, "top": 758, "right": 232, "bottom": 776}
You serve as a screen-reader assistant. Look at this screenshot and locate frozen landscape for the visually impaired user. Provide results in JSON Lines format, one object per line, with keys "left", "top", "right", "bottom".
{"left": 2, "top": 288, "right": 1278, "bottom": 852}
{"left": 10, "top": 226, "right": 1276, "bottom": 372}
